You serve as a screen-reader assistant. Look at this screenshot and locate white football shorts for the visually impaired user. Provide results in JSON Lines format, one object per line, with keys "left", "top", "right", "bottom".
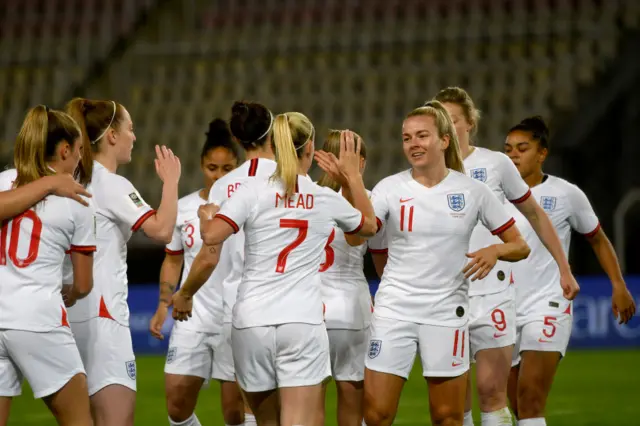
{"left": 0, "top": 327, "right": 85, "bottom": 399}
{"left": 512, "top": 313, "right": 572, "bottom": 366}
{"left": 327, "top": 327, "right": 368, "bottom": 382}
{"left": 232, "top": 323, "right": 331, "bottom": 392}
{"left": 71, "top": 317, "right": 136, "bottom": 395}
{"left": 469, "top": 285, "right": 516, "bottom": 361}
{"left": 164, "top": 325, "right": 221, "bottom": 381}
{"left": 365, "top": 315, "right": 469, "bottom": 378}
{"left": 212, "top": 322, "right": 236, "bottom": 382}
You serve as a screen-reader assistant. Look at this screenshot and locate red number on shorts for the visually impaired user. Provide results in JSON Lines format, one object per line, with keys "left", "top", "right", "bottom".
{"left": 318, "top": 228, "right": 335, "bottom": 272}
{"left": 0, "top": 210, "right": 42, "bottom": 268}
{"left": 543, "top": 316, "right": 557, "bottom": 338}
{"left": 276, "top": 219, "right": 308, "bottom": 273}
{"left": 452, "top": 329, "right": 466, "bottom": 358}
{"left": 400, "top": 205, "right": 414, "bottom": 232}
{"left": 491, "top": 309, "right": 507, "bottom": 331}
{"left": 184, "top": 224, "right": 195, "bottom": 248}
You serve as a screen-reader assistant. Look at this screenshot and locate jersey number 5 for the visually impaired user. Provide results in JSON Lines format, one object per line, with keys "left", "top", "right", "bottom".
{"left": 0, "top": 210, "right": 42, "bottom": 268}
{"left": 276, "top": 219, "right": 308, "bottom": 273}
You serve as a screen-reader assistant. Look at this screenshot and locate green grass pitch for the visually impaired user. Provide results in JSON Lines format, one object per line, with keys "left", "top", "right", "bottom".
{"left": 8, "top": 349, "right": 640, "bottom": 425}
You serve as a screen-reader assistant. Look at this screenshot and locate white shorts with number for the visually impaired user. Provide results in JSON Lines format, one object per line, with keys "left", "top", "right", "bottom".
{"left": 232, "top": 323, "right": 331, "bottom": 392}
{"left": 512, "top": 313, "right": 572, "bottom": 366}
{"left": 212, "top": 322, "right": 236, "bottom": 382}
{"left": 0, "top": 327, "right": 85, "bottom": 399}
{"left": 327, "top": 327, "right": 368, "bottom": 382}
{"left": 71, "top": 317, "right": 136, "bottom": 395}
{"left": 469, "top": 286, "right": 516, "bottom": 361}
{"left": 365, "top": 315, "right": 469, "bottom": 378}
{"left": 164, "top": 326, "right": 221, "bottom": 380}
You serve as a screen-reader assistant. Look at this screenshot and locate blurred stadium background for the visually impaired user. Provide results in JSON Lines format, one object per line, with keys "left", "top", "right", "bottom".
{"left": 1, "top": 0, "right": 639, "bottom": 424}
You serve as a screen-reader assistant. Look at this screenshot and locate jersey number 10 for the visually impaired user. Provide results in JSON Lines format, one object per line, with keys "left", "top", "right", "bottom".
{"left": 0, "top": 210, "right": 42, "bottom": 268}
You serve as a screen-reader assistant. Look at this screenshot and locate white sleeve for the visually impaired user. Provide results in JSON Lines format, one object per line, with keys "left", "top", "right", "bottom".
{"left": 326, "top": 190, "right": 365, "bottom": 234}
{"left": 371, "top": 180, "right": 390, "bottom": 233}
{"left": 69, "top": 199, "right": 97, "bottom": 253}
{"left": 498, "top": 153, "right": 532, "bottom": 204}
{"left": 104, "top": 175, "right": 155, "bottom": 232}
{"left": 165, "top": 223, "right": 183, "bottom": 254}
{"left": 0, "top": 169, "right": 17, "bottom": 191}
{"left": 216, "top": 183, "right": 257, "bottom": 233}
{"left": 567, "top": 184, "right": 600, "bottom": 236}
{"left": 477, "top": 183, "right": 515, "bottom": 236}
{"left": 208, "top": 180, "right": 226, "bottom": 206}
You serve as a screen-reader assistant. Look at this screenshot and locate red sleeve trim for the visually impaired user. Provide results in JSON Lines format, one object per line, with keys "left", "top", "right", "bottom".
{"left": 131, "top": 209, "right": 156, "bottom": 232}
{"left": 248, "top": 158, "right": 258, "bottom": 176}
{"left": 491, "top": 217, "right": 516, "bottom": 235}
{"left": 345, "top": 214, "right": 365, "bottom": 235}
{"left": 164, "top": 248, "right": 184, "bottom": 255}
{"left": 509, "top": 189, "right": 532, "bottom": 204}
{"left": 375, "top": 217, "right": 383, "bottom": 233}
{"left": 368, "top": 248, "right": 388, "bottom": 254}
{"left": 583, "top": 223, "right": 601, "bottom": 238}
{"left": 64, "top": 249, "right": 71, "bottom": 254}
{"left": 69, "top": 245, "right": 97, "bottom": 253}
{"left": 215, "top": 214, "right": 240, "bottom": 233}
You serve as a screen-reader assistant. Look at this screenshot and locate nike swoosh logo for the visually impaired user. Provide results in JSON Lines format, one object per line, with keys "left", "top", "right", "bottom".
{"left": 400, "top": 197, "right": 414, "bottom": 203}
{"left": 538, "top": 338, "right": 552, "bottom": 343}
{"left": 493, "top": 333, "right": 506, "bottom": 338}
{"left": 451, "top": 361, "right": 463, "bottom": 367}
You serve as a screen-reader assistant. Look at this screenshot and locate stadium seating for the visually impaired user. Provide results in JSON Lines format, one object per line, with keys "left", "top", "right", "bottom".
{"left": 1, "top": 0, "right": 638, "bottom": 206}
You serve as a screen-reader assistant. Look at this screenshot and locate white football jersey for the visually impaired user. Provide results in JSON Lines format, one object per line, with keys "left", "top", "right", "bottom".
{"left": 165, "top": 190, "right": 228, "bottom": 333}
{"left": 371, "top": 169, "right": 514, "bottom": 327}
{"left": 68, "top": 161, "right": 155, "bottom": 326}
{"left": 216, "top": 174, "right": 365, "bottom": 329}
{"left": 510, "top": 175, "right": 599, "bottom": 320}
{"left": 464, "top": 147, "right": 531, "bottom": 296}
{"left": 0, "top": 168, "right": 17, "bottom": 190}
{"left": 208, "top": 158, "right": 278, "bottom": 323}
{"left": 319, "top": 188, "right": 372, "bottom": 330}
{"left": 0, "top": 191, "right": 96, "bottom": 331}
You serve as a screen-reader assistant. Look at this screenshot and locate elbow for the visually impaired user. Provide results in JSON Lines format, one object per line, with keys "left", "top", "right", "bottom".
{"left": 518, "top": 239, "right": 531, "bottom": 260}
{"left": 359, "top": 217, "right": 378, "bottom": 238}
{"left": 74, "top": 280, "right": 93, "bottom": 299}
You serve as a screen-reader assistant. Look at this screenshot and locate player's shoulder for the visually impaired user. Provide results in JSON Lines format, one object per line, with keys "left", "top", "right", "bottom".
{"left": 0, "top": 168, "right": 17, "bottom": 191}
{"left": 373, "top": 169, "right": 412, "bottom": 193}
{"left": 544, "top": 175, "right": 585, "bottom": 198}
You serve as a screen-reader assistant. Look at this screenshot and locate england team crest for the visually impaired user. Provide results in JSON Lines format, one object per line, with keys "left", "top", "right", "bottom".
{"left": 447, "top": 193, "right": 465, "bottom": 212}
{"left": 540, "top": 196, "right": 556, "bottom": 212}
{"left": 368, "top": 339, "right": 382, "bottom": 359}
{"left": 125, "top": 360, "right": 136, "bottom": 380}
{"left": 469, "top": 168, "right": 487, "bottom": 182}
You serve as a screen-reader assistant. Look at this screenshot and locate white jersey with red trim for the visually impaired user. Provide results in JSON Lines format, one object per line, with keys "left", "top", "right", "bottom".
{"left": 165, "top": 190, "right": 227, "bottom": 333}
{"left": 319, "top": 189, "right": 372, "bottom": 330}
{"left": 510, "top": 175, "right": 600, "bottom": 320}
{"left": 371, "top": 169, "right": 514, "bottom": 327}
{"left": 208, "top": 158, "right": 278, "bottom": 323}
{"left": 464, "top": 147, "right": 531, "bottom": 296}
{"left": 216, "top": 175, "right": 365, "bottom": 329}
{"left": 68, "top": 161, "right": 155, "bottom": 326}
{"left": 0, "top": 190, "right": 96, "bottom": 331}
{"left": 0, "top": 168, "right": 17, "bottom": 190}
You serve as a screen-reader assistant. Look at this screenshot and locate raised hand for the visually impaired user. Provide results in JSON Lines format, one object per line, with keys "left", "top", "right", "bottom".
{"left": 154, "top": 145, "right": 181, "bottom": 184}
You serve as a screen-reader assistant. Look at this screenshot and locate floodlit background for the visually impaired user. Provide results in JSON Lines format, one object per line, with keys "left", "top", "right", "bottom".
{"left": 1, "top": 0, "right": 639, "bottom": 424}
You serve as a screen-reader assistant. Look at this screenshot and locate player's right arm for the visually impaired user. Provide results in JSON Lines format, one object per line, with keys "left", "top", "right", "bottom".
{"left": 0, "top": 174, "right": 91, "bottom": 221}
{"left": 367, "top": 179, "right": 391, "bottom": 278}
{"left": 65, "top": 200, "right": 97, "bottom": 306}
{"left": 150, "top": 225, "right": 184, "bottom": 340}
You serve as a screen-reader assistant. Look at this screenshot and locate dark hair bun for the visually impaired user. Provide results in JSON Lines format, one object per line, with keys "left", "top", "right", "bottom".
{"left": 206, "top": 118, "right": 231, "bottom": 141}
{"left": 229, "top": 101, "right": 272, "bottom": 146}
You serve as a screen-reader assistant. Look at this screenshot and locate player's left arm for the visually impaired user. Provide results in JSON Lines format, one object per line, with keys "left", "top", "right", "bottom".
{"left": 568, "top": 186, "right": 636, "bottom": 324}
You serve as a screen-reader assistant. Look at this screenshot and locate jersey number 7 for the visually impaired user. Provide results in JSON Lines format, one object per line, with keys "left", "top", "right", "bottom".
{"left": 0, "top": 210, "right": 42, "bottom": 268}
{"left": 276, "top": 219, "right": 308, "bottom": 273}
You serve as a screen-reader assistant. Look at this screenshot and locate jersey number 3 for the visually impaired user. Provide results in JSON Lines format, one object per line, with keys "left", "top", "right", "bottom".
{"left": 0, "top": 210, "right": 42, "bottom": 268}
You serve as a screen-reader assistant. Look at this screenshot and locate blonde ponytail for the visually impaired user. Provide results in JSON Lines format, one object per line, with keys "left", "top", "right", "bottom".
{"left": 271, "top": 112, "right": 315, "bottom": 197}
{"left": 14, "top": 105, "right": 81, "bottom": 187}
{"left": 407, "top": 101, "right": 465, "bottom": 174}
{"left": 65, "top": 98, "right": 94, "bottom": 185}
